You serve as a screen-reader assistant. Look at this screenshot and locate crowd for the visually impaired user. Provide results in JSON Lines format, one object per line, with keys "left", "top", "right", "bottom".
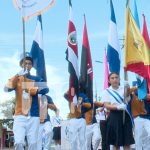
{"left": 4, "top": 53, "right": 150, "bottom": 150}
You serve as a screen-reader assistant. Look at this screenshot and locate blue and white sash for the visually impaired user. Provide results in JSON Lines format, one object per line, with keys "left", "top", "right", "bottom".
{"left": 106, "top": 89, "right": 134, "bottom": 126}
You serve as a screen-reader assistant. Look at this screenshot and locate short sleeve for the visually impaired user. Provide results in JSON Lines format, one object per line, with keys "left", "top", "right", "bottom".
{"left": 46, "top": 95, "right": 54, "bottom": 104}
{"left": 101, "top": 90, "right": 111, "bottom": 103}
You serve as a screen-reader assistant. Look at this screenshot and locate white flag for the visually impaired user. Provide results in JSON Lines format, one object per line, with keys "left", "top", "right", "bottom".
{"left": 13, "top": 0, "right": 55, "bottom": 21}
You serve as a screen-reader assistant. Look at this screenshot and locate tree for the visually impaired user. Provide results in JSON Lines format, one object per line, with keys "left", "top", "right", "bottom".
{"left": 0, "top": 97, "right": 15, "bottom": 129}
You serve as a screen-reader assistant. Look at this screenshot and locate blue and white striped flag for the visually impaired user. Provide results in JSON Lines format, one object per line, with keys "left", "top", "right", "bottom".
{"left": 107, "top": 0, "right": 120, "bottom": 74}
{"left": 30, "top": 15, "right": 47, "bottom": 82}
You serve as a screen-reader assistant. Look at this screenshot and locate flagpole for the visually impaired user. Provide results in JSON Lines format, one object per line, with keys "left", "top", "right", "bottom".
{"left": 123, "top": 0, "right": 130, "bottom": 125}
{"left": 21, "top": 2, "right": 26, "bottom": 72}
{"left": 22, "top": 17, "right": 26, "bottom": 64}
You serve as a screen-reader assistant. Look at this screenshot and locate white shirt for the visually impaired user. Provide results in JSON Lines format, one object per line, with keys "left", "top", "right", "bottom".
{"left": 101, "top": 86, "right": 124, "bottom": 105}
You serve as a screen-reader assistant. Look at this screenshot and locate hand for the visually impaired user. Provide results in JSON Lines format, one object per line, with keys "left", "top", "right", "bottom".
{"left": 55, "top": 109, "right": 60, "bottom": 116}
{"left": 17, "top": 69, "right": 29, "bottom": 76}
{"left": 116, "top": 103, "right": 126, "bottom": 110}
{"left": 78, "top": 97, "right": 83, "bottom": 105}
{"left": 124, "top": 80, "right": 130, "bottom": 87}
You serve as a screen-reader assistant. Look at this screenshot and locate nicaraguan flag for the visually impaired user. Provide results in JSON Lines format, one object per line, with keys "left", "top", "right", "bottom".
{"left": 30, "top": 15, "right": 47, "bottom": 82}
{"left": 80, "top": 15, "right": 93, "bottom": 103}
{"left": 107, "top": 0, "right": 120, "bottom": 74}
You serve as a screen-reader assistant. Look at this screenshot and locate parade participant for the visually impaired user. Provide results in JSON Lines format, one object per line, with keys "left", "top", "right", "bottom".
{"left": 37, "top": 94, "right": 57, "bottom": 150}
{"left": 85, "top": 101, "right": 103, "bottom": 150}
{"left": 4, "top": 52, "right": 49, "bottom": 150}
{"left": 52, "top": 109, "right": 63, "bottom": 150}
{"left": 63, "top": 88, "right": 91, "bottom": 150}
{"left": 101, "top": 72, "right": 134, "bottom": 150}
{"left": 97, "top": 106, "right": 110, "bottom": 150}
{"left": 130, "top": 81, "right": 150, "bottom": 150}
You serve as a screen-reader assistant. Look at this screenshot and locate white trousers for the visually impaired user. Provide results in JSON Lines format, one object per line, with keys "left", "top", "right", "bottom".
{"left": 37, "top": 121, "right": 53, "bottom": 150}
{"left": 86, "top": 123, "right": 101, "bottom": 150}
{"left": 61, "top": 118, "right": 87, "bottom": 150}
{"left": 13, "top": 115, "right": 40, "bottom": 150}
{"left": 134, "top": 117, "right": 150, "bottom": 150}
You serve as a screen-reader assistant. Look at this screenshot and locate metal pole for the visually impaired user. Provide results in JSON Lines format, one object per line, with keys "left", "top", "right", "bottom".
{"left": 123, "top": 70, "right": 128, "bottom": 124}
{"left": 22, "top": 17, "right": 26, "bottom": 70}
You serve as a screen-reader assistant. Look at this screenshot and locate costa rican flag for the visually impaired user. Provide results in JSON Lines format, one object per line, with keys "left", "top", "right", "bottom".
{"left": 65, "top": 0, "right": 79, "bottom": 104}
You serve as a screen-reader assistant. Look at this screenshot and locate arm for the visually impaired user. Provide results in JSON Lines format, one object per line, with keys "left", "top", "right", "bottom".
{"left": 34, "top": 78, "right": 49, "bottom": 95}
{"left": 94, "top": 101, "right": 104, "bottom": 107}
{"left": 104, "top": 102, "right": 117, "bottom": 111}
{"left": 48, "top": 104, "right": 57, "bottom": 111}
{"left": 4, "top": 75, "right": 18, "bottom": 92}
{"left": 82, "top": 102, "right": 91, "bottom": 108}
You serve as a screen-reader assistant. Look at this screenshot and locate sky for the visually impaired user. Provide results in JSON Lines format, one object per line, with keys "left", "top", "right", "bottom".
{"left": 0, "top": 0, "right": 150, "bottom": 119}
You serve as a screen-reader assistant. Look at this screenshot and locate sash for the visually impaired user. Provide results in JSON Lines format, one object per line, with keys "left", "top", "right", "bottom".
{"left": 107, "top": 89, "right": 134, "bottom": 126}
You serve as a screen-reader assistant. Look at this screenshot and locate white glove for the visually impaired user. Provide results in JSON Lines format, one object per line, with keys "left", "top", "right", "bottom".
{"left": 17, "top": 69, "right": 29, "bottom": 76}
{"left": 116, "top": 103, "right": 126, "bottom": 110}
{"left": 124, "top": 80, "right": 130, "bottom": 87}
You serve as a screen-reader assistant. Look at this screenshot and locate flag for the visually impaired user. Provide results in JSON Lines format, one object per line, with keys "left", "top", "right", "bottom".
{"left": 133, "top": 0, "right": 148, "bottom": 100}
{"left": 80, "top": 15, "right": 93, "bottom": 102}
{"left": 65, "top": 0, "right": 79, "bottom": 103}
{"left": 107, "top": 0, "right": 120, "bottom": 74}
{"left": 142, "top": 14, "right": 150, "bottom": 94}
{"left": 104, "top": 49, "right": 109, "bottom": 89}
{"left": 124, "top": 4, "right": 150, "bottom": 79}
{"left": 30, "top": 15, "right": 47, "bottom": 82}
{"left": 133, "top": 0, "right": 140, "bottom": 29}
{"left": 142, "top": 15, "right": 150, "bottom": 49}
{"left": 13, "top": 0, "right": 55, "bottom": 21}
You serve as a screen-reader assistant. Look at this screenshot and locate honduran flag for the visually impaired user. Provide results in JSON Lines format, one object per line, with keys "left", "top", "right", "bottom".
{"left": 107, "top": 0, "right": 120, "bottom": 74}
{"left": 80, "top": 15, "right": 93, "bottom": 102}
{"left": 30, "top": 15, "right": 47, "bottom": 82}
{"left": 65, "top": 0, "right": 79, "bottom": 104}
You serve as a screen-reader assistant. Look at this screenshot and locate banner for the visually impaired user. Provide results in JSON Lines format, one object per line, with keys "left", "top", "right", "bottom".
{"left": 13, "top": 0, "right": 55, "bottom": 21}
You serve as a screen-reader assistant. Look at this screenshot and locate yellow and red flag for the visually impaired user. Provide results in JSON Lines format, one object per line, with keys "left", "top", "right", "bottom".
{"left": 124, "top": 5, "right": 150, "bottom": 79}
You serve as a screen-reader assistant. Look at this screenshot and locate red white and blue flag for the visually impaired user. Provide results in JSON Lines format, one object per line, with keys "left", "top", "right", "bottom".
{"left": 66, "top": 0, "right": 79, "bottom": 104}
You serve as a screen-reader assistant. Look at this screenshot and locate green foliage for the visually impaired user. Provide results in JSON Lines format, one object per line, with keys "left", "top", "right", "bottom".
{"left": 0, "top": 97, "right": 15, "bottom": 129}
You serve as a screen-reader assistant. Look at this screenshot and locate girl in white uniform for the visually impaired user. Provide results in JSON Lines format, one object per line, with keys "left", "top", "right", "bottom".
{"left": 101, "top": 72, "right": 134, "bottom": 150}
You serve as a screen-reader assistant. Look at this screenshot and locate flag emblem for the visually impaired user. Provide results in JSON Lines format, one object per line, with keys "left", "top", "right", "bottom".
{"left": 68, "top": 31, "right": 77, "bottom": 45}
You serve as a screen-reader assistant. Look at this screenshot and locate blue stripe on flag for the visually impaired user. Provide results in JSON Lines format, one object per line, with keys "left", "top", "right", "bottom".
{"left": 30, "top": 15, "right": 47, "bottom": 82}
{"left": 31, "top": 41, "right": 47, "bottom": 82}
{"left": 107, "top": 44, "right": 120, "bottom": 73}
{"left": 110, "top": 0, "right": 116, "bottom": 23}
{"left": 107, "top": 0, "right": 120, "bottom": 74}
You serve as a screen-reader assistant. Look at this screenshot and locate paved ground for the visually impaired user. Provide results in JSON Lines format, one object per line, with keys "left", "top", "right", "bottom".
{"left": 2, "top": 146, "right": 55, "bottom": 150}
